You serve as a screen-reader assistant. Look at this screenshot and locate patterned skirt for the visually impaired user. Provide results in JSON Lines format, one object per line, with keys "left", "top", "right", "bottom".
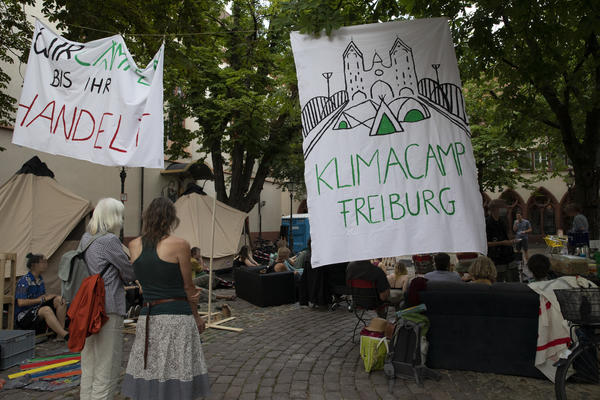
{"left": 121, "top": 314, "right": 210, "bottom": 400}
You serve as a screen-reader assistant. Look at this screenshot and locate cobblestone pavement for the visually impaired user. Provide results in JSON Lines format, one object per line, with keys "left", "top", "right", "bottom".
{"left": 2, "top": 288, "right": 599, "bottom": 399}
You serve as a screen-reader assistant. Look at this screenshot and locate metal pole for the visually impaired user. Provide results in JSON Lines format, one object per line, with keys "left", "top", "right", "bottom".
{"left": 120, "top": 167, "right": 126, "bottom": 241}
{"left": 140, "top": 167, "right": 144, "bottom": 232}
{"left": 289, "top": 190, "right": 293, "bottom": 252}
{"left": 258, "top": 195, "right": 262, "bottom": 239}
{"left": 207, "top": 195, "right": 217, "bottom": 326}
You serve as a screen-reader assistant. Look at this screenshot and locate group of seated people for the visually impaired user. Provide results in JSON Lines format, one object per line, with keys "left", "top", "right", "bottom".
{"left": 346, "top": 251, "right": 557, "bottom": 313}
{"left": 232, "top": 239, "right": 305, "bottom": 276}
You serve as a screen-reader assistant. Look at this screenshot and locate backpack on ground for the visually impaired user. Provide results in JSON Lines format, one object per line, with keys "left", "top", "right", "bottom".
{"left": 384, "top": 309, "right": 441, "bottom": 392}
{"left": 58, "top": 233, "right": 106, "bottom": 302}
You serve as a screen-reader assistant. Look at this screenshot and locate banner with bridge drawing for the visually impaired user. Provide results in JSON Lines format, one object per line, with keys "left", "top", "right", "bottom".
{"left": 290, "top": 18, "right": 487, "bottom": 267}
{"left": 12, "top": 20, "right": 164, "bottom": 168}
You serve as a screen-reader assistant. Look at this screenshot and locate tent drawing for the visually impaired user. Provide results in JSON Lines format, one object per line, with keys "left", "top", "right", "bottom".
{"left": 171, "top": 189, "right": 248, "bottom": 261}
{"left": 0, "top": 157, "right": 91, "bottom": 284}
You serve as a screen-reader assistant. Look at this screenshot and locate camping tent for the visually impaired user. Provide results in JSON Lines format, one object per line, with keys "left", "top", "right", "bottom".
{"left": 172, "top": 187, "right": 248, "bottom": 260}
{"left": 0, "top": 157, "right": 91, "bottom": 285}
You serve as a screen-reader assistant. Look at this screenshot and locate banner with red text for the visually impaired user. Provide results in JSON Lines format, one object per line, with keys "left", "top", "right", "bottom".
{"left": 13, "top": 20, "right": 164, "bottom": 168}
{"left": 290, "top": 18, "right": 487, "bottom": 267}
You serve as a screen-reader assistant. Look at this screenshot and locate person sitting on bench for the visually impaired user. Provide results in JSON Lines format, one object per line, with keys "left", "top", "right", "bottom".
{"left": 15, "top": 253, "right": 69, "bottom": 340}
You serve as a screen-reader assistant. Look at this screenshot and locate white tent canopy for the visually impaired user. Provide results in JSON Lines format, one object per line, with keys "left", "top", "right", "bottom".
{"left": 0, "top": 157, "right": 91, "bottom": 278}
{"left": 172, "top": 192, "right": 248, "bottom": 259}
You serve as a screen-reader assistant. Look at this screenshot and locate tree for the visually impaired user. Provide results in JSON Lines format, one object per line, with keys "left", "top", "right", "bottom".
{"left": 276, "top": 0, "right": 600, "bottom": 238}
{"left": 41, "top": 0, "right": 301, "bottom": 213}
{"left": 0, "top": 0, "right": 34, "bottom": 144}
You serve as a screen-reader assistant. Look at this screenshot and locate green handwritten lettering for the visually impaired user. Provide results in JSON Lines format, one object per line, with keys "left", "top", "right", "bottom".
{"left": 384, "top": 147, "right": 407, "bottom": 184}
{"left": 404, "top": 144, "right": 424, "bottom": 180}
{"left": 439, "top": 187, "right": 456, "bottom": 215}
{"left": 338, "top": 199, "right": 352, "bottom": 227}
{"left": 356, "top": 150, "right": 381, "bottom": 185}
{"left": 389, "top": 193, "right": 406, "bottom": 220}
{"left": 422, "top": 189, "right": 440, "bottom": 215}
{"left": 355, "top": 197, "right": 370, "bottom": 225}
{"left": 453, "top": 142, "right": 465, "bottom": 176}
{"left": 315, "top": 158, "right": 335, "bottom": 195}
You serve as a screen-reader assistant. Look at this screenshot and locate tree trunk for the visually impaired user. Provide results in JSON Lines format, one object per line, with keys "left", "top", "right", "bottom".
{"left": 573, "top": 164, "right": 600, "bottom": 239}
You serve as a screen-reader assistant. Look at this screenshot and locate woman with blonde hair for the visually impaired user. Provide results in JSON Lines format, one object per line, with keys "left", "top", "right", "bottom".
{"left": 468, "top": 256, "right": 497, "bottom": 285}
{"left": 387, "top": 261, "right": 410, "bottom": 306}
{"left": 122, "top": 197, "right": 209, "bottom": 399}
{"left": 79, "top": 198, "right": 135, "bottom": 400}
{"left": 273, "top": 247, "right": 303, "bottom": 275}
{"left": 387, "top": 261, "right": 409, "bottom": 289}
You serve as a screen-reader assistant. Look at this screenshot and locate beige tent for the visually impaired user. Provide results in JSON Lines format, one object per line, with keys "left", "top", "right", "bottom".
{"left": 0, "top": 158, "right": 91, "bottom": 284}
{"left": 172, "top": 193, "right": 247, "bottom": 260}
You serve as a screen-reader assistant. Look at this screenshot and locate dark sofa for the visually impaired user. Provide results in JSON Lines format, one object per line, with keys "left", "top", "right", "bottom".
{"left": 234, "top": 266, "right": 296, "bottom": 307}
{"left": 418, "top": 281, "right": 544, "bottom": 379}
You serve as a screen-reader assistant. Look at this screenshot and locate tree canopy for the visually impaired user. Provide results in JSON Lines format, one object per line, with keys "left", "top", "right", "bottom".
{"left": 41, "top": 0, "right": 302, "bottom": 212}
{"left": 0, "top": 0, "right": 34, "bottom": 134}
{"left": 276, "top": 0, "right": 600, "bottom": 236}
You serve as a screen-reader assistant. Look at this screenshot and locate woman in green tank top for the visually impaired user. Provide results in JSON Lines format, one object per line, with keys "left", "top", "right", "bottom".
{"left": 122, "top": 197, "right": 210, "bottom": 400}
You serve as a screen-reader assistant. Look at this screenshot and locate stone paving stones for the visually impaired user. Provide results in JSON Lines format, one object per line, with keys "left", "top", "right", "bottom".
{"left": 2, "top": 288, "right": 600, "bottom": 399}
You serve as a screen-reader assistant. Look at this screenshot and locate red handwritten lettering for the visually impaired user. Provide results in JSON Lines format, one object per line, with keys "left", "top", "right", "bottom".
{"left": 108, "top": 115, "right": 127, "bottom": 153}
{"left": 52, "top": 104, "right": 77, "bottom": 140}
{"left": 25, "top": 100, "right": 56, "bottom": 133}
{"left": 18, "top": 94, "right": 39, "bottom": 127}
{"left": 71, "top": 109, "right": 96, "bottom": 141}
{"left": 135, "top": 113, "right": 151, "bottom": 147}
{"left": 94, "top": 112, "right": 113, "bottom": 149}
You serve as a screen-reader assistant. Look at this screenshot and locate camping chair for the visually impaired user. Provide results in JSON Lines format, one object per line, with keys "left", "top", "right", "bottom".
{"left": 348, "top": 279, "right": 388, "bottom": 343}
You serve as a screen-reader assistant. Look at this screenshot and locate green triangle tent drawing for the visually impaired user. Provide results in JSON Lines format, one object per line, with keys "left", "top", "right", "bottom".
{"left": 369, "top": 100, "right": 403, "bottom": 136}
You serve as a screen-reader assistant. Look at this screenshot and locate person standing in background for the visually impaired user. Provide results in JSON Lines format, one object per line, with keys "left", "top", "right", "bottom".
{"left": 79, "top": 198, "right": 135, "bottom": 400}
{"left": 513, "top": 212, "right": 532, "bottom": 262}
{"left": 122, "top": 197, "right": 209, "bottom": 399}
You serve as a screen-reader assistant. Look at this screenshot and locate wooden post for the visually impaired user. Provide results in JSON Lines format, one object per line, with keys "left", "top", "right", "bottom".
{"left": 0, "top": 253, "right": 17, "bottom": 330}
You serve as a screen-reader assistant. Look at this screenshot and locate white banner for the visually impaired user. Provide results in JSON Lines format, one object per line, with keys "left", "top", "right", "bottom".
{"left": 290, "top": 18, "right": 487, "bottom": 267}
{"left": 13, "top": 20, "right": 164, "bottom": 168}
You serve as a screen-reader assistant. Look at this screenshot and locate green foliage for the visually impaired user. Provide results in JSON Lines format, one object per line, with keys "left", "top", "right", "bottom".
{"left": 275, "top": 0, "right": 600, "bottom": 236}
{"left": 0, "top": 0, "right": 34, "bottom": 144}
{"left": 41, "top": 0, "right": 304, "bottom": 212}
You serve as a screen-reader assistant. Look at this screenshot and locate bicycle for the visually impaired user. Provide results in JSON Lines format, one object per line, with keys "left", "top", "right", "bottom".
{"left": 553, "top": 288, "right": 600, "bottom": 399}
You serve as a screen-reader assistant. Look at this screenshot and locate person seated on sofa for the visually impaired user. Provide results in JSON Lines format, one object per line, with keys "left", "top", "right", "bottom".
{"left": 424, "top": 253, "right": 463, "bottom": 283}
{"left": 467, "top": 256, "right": 497, "bottom": 285}
{"left": 273, "top": 247, "right": 303, "bottom": 275}
{"left": 270, "top": 239, "right": 297, "bottom": 266}
{"left": 387, "top": 261, "right": 410, "bottom": 289}
{"left": 527, "top": 254, "right": 557, "bottom": 282}
{"left": 15, "top": 253, "right": 69, "bottom": 339}
{"left": 387, "top": 261, "right": 410, "bottom": 307}
{"left": 233, "top": 245, "right": 260, "bottom": 269}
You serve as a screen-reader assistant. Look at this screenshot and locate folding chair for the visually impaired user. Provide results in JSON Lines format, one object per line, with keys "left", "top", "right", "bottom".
{"left": 348, "top": 279, "right": 388, "bottom": 343}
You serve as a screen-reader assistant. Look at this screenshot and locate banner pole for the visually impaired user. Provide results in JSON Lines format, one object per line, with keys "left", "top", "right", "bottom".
{"left": 207, "top": 195, "right": 216, "bottom": 325}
